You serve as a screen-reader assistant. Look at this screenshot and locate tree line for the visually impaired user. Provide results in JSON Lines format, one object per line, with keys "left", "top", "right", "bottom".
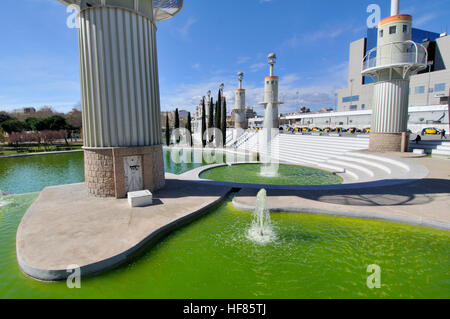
{"left": 165, "top": 87, "right": 227, "bottom": 148}
{"left": 0, "top": 109, "right": 82, "bottom": 146}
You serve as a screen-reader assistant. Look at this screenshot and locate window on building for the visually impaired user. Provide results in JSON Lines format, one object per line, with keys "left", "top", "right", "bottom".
{"left": 435, "top": 83, "right": 446, "bottom": 92}
{"left": 415, "top": 86, "right": 425, "bottom": 94}
{"left": 342, "top": 95, "right": 359, "bottom": 103}
{"left": 379, "top": 29, "right": 384, "bottom": 38}
{"left": 361, "top": 104, "right": 365, "bottom": 109}
{"left": 403, "top": 25, "right": 408, "bottom": 33}
{"left": 389, "top": 26, "right": 396, "bottom": 34}
{"left": 350, "top": 105, "right": 357, "bottom": 110}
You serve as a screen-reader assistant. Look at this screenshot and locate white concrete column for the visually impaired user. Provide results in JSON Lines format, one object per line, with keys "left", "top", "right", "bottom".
{"left": 391, "top": 0, "right": 400, "bottom": 16}
{"left": 263, "top": 77, "right": 280, "bottom": 128}
{"left": 372, "top": 79, "right": 409, "bottom": 133}
{"left": 234, "top": 89, "right": 247, "bottom": 129}
{"left": 79, "top": 6, "right": 162, "bottom": 148}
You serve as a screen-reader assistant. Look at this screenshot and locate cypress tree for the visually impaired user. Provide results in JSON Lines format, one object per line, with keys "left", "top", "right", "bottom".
{"left": 201, "top": 97, "right": 206, "bottom": 148}
{"left": 207, "top": 97, "right": 214, "bottom": 129}
{"left": 221, "top": 97, "right": 227, "bottom": 147}
{"left": 214, "top": 90, "right": 222, "bottom": 147}
{"left": 186, "top": 112, "right": 192, "bottom": 147}
{"left": 174, "top": 108, "right": 180, "bottom": 130}
{"left": 165, "top": 114, "right": 170, "bottom": 146}
{"left": 215, "top": 90, "right": 221, "bottom": 129}
{"left": 174, "top": 108, "right": 180, "bottom": 144}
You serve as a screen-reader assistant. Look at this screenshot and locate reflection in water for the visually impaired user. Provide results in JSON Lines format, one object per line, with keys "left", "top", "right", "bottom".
{"left": 0, "top": 149, "right": 248, "bottom": 194}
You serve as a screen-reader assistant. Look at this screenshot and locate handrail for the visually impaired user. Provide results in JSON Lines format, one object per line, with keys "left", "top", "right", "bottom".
{"left": 362, "top": 40, "right": 428, "bottom": 73}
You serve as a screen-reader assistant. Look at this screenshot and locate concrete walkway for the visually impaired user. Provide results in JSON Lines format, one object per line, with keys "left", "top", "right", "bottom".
{"left": 233, "top": 155, "right": 450, "bottom": 230}
{"left": 16, "top": 178, "right": 230, "bottom": 281}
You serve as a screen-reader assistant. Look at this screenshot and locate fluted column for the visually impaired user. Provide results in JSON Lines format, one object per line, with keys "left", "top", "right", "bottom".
{"left": 372, "top": 80, "right": 409, "bottom": 133}
{"left": 78, "top": 6, "right": 165, "bottom": 197}
{"left": 79, "top": 6, "right": 162, "bottom": 148}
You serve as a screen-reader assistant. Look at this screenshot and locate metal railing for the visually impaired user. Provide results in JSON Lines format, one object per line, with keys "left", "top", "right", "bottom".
{"left": 362, "top": 40, "right": 428, "bottom": 73}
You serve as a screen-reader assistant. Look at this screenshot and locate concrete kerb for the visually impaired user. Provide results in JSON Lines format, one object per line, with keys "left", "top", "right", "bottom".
{"left": 231, "top": 196, "right": 450, "bottom": 232}
{"left": 176, "top": 159, "right": 428, "bottom": 191}
{"left": 16, "top": 184, "right": 232, "bottom": 282}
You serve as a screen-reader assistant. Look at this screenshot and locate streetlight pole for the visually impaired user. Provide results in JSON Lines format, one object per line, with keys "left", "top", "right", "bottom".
{"left": 426, "top": 61, "right": 434, "bottom": 106}
{"left": 349, "top": 78, "right": 354, "bottom": 112}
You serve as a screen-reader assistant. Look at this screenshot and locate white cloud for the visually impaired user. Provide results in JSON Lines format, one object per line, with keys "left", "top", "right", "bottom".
{"left": 237, "top": 56, "right": 251, "bottom": 64}
{"left": 414, "top": 13, "right": 438, "bottom": 27}
{"left": 177, "top": 17, "right": 197, "bottom": 40}
{"left": 249, "top": 62, "right": 267, "bottom": 72}
{"left": 160, "top": 61, "right": 348, "bottom": 115}
{"left": 284, "top": 24, "right": 351, "bottom": 48}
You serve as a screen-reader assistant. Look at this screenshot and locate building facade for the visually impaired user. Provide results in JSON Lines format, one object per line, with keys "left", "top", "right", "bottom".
{"left": 338, "top": 31, "right": 450, "bottom": 112}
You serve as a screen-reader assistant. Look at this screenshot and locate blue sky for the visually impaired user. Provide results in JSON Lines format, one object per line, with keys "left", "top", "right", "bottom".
{"left": 0, "top": 0, "right": 449, "bottom": 115}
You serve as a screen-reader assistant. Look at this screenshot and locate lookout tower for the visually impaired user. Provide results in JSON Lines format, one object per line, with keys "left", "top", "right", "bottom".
{"left": 260, "top": 53, "right": 283, "bottom": 129}
{"left": 234, "top": 72, "right": 247, "bottom": 129}
{"left": 362, "top": 0, "right": 427, "bottom": 152}
{"left": 57, "top": 0, "right": 184, "bottom": 198}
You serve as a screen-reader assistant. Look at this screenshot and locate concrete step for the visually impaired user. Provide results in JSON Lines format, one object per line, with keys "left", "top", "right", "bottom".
{"left": 330, "top": 155, "right": 392, "bottom": 174}
{"left": 280, "top": 136, "right": 369, "bottom": 146}
{"left": 347, "top": 152, "right": 410, "bottom": 172}
{"left": 326, "top": 159, "right": 375, "bottom": 177}
{"left": 277, "top": 139, "right": 369, "bottom": 149}
{"left": 278, "top": 147, "right": 345, "bottom": 156}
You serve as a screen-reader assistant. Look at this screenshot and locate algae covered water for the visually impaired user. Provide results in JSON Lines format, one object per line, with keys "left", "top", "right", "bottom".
{"left": 0, "top": 149, "right": 242, "bottom": 194}
{"left": 200, "top": 164, "right": 343, "bottom": 185}
{"left": 0, "top": 194, "right": 448, "bottom": 299}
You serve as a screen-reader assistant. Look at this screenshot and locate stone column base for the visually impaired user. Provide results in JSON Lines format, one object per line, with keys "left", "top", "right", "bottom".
{"left": 84, "top": 145, "right": 165, "bottom": 198}
{"left": 369, "top": 133, "right": 410, "bottom": 152}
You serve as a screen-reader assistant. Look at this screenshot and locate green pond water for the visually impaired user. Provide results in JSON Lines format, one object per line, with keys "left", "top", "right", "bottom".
{"left": 0, "top": 149, "right": 244, "bottom": 194}
{"left": 200, "top": 164, "right": 343, "bottom": 185}
{"left": 0, "top": 194, "right": 449, "bottom": 299}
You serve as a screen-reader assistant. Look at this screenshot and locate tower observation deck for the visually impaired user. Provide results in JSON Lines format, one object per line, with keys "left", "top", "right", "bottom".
{"left": 361, "top": 0, "right": 428, "bottom": 152}
{"left": 259, "top": 53, "right": 283, "bottom": 129}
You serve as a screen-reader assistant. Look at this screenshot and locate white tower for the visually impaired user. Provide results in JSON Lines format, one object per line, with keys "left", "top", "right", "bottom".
{"left": 234, "top": 72, "right": 247, "bottom": 129}
{"left": 362, "top": 0, "right": 427, "bottom": 152}
{"left": 259, "top": 53, "right": 283, "bottom": 129}
{"left": 57, "top": 0, "right": 184, "bottom": 198}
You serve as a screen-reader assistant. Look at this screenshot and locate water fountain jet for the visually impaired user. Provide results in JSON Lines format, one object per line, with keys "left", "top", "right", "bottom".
{"left": 247, "top": 189, "right": 276, "bottom": 244}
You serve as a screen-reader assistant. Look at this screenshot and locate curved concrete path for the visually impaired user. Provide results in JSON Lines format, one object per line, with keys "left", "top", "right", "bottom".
{"left": 232, "top": 156, "right": 450, "bottom": 231}
{"left": 16, "top": 178, "right": 230, "bottom": 281}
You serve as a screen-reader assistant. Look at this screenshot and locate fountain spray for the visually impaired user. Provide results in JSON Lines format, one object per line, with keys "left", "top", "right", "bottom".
{"left": 247, "top": 189, "right": 276, "bottom": 244}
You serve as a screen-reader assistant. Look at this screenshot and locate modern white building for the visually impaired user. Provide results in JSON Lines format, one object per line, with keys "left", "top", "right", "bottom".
{"left": 281, "top": 105, "right": 448, "bottom": 134}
